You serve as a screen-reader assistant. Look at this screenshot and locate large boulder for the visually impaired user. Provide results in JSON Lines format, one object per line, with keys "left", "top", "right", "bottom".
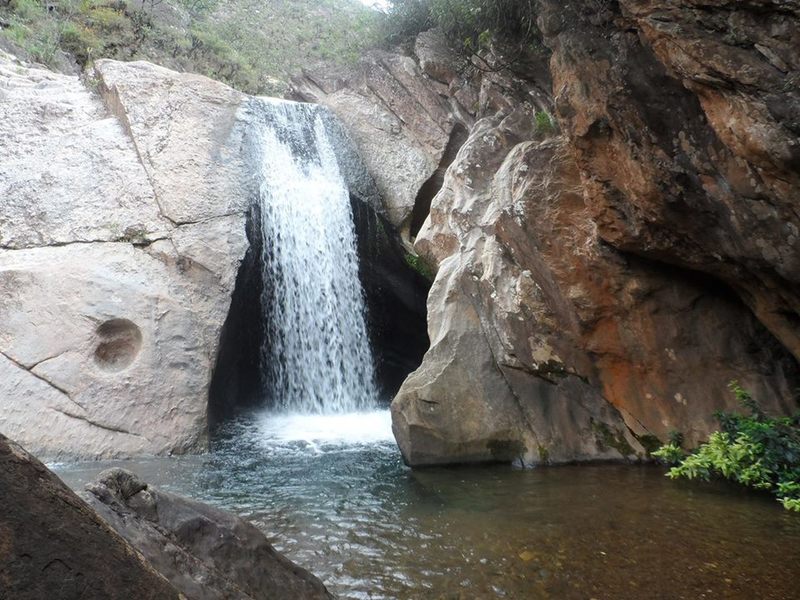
{"left": 387, "top": 29, "right": 799, "bottom": 465}
{"left": 0, "top": 433, "right": 181, "bottom": 599}
{"left": 82, "top": 468, "right": 332, "bottom": 600}
{"left": 0, "top": 52, "right": 250, "bottom": 459}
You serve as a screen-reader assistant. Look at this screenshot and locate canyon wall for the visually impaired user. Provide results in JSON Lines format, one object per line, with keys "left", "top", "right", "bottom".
{"left": 297, "top": 5, "right": 799, "bottom": 465}
{"left": 1, "top": 0, "right": 797, "bottom": 466}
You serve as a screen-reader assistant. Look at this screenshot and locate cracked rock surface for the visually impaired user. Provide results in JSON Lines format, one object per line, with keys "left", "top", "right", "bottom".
{"left": 0, "top": 52, "right": 249, "bottom": 459}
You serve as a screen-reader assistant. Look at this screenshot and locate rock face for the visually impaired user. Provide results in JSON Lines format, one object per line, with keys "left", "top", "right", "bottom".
{"left": 0, "top": 52, "right": 250, "bottom": 459}
{"left": 83, "top": 468, "right": 332, "bottom": 600}
{"left": 538, "top": 0, "right": 800, "bottom": 363}
{"left": 305, "top": 24, "right": 799, "bottom": 464}
{"left": 0, "top": 51, "right": 427, "bottom": 457}
{"left": 291, "top": 38, "right": 459, "bottom": 237}
{"left": 0, "top": 433, "right": 181, "bottom": 599}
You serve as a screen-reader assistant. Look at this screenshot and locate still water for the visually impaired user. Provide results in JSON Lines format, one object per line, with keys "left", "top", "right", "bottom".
{"left": 53, "top": 411, "right": 800, "bottom": 600}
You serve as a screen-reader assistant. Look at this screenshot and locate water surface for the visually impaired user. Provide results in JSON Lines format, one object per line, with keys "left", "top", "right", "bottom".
{"left": 54, "top": 411, "right": 800, "bottom": 599}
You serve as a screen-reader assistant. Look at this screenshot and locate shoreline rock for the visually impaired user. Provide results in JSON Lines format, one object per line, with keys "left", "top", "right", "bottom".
{"left": 83, "top": 468, "right": 333, "bottom": 600}
{"left": 0, "top": 433, "right": 182, "bottom": 599}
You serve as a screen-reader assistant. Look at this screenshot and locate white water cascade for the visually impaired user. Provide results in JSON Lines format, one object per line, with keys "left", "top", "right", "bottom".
{"left": 249, "top": 98, "right": 379, "bottom": 415}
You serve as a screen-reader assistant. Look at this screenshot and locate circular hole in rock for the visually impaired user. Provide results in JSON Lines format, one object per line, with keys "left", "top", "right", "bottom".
{"left": 94, "top": 318, "right": 143, "bottom": 372}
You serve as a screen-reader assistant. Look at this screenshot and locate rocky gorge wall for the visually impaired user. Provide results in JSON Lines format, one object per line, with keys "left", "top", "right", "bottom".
{"left": 0, "top": 0, "right": 797, "bottom": 467}
{"left": 295, "top": 3, "right": 799, "bottom": 465}
{"left": 0, "top": 51, "right": 425, "bottom": 459}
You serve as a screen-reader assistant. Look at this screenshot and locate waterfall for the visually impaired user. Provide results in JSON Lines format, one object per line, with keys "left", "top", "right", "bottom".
{"left": 248, "top": 98, "right": 378, "bottom": 414}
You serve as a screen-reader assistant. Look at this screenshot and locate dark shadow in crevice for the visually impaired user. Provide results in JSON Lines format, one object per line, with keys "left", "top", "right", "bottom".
{"left": 208, "top": 203, "right": 266, "bottom": 426}
{"left": 351, "top": 195, "right": 432, "bottom": 404}
{"left": 409, "top": 123, "right": 469, "bottom": 239}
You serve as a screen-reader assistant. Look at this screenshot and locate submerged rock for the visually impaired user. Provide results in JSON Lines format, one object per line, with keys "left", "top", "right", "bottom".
{"left": 82, "top": 468, "right": 333, "bottom": 600}
{"left": 0, "top": 433, "right": 181, "bottom": 599}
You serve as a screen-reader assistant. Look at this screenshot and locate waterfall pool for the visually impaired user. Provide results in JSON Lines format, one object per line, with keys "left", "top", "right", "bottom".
{"left": 53, "top": 410, "right": 800, "bottom": 599}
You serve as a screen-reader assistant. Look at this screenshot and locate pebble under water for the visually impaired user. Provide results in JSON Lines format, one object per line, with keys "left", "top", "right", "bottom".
{"left": 54, "top": 410, "right": 800, "bottom": 599}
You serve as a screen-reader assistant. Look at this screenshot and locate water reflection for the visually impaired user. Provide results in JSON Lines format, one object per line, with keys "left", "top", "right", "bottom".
{"left": 54, "top": 410, "right": 800, "bottom": 599}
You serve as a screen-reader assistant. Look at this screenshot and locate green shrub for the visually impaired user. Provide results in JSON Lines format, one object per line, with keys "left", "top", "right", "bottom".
{"left": 404, "top": 252, "right": 434, "bottom": 281}
{"left": 1, "top": 0, "right": 380, "bottom": 94}
{"left": 534, "top": 110, "right": 556, "bottom": 135}
{"left": 59, "top": 20, "right": 101, "bottom": 64}
{"left": 384, "top": 0, "right": 539, "bottom": 53}
{"left": 653, "top": 381, "right": 800, "bottom": 511}
{"left": 9, "top": 0, "right": 42, "bottom": 20}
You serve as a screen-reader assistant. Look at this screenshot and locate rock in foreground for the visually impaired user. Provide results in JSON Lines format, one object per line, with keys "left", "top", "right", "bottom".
{"left": 0, "top": 433, "right": 181, "bottom": 599}
{"left": 82, "top": 468, "right": 333, "bottom": 600}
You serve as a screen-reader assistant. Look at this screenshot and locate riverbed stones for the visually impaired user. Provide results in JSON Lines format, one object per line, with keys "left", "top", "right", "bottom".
{"left": 83, "top": 468, "right": 333, "bottom": 600}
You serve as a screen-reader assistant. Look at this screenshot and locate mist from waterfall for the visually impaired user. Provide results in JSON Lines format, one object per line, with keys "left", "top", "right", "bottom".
{"left": 249, "top": 98, "right": 378, "bottom": 415}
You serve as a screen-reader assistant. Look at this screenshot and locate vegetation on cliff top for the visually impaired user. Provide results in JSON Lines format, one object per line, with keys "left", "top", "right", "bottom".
{"left": 0, "top": 0, "right": 381, "bottom": 94}
{"left": 383, "top": 0, "right": 540, "bottom": 53}
{"left": 0, "top": 0, "right": 544, "bottom": 94}
{"left": 654, "top": 382, "right": 800, "bottom": 512}
{"left": 384, "top": 0, "right": 538, "bottom": 44}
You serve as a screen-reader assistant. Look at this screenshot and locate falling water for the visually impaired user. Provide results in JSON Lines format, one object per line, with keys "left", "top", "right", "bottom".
{"left": 249, "top": 98, "right": 378, "bottom": 414}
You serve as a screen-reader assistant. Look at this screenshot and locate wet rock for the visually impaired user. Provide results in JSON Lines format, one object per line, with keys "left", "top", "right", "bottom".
{"left": 83, "top": 468, "right": 333, "bottom": 600}
{"left": 0, "top": 433, "right": 181, "bottom": 599}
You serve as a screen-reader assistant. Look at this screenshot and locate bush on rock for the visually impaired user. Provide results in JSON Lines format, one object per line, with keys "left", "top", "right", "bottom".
{"left": 654, "top": 382, "right": 800, "bottom": 511}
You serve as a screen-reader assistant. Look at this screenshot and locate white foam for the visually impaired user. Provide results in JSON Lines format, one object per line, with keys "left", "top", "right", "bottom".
{"left": 255, "top": 410, "right": 394, "bottom": 446}
{"left": 250, "top": 99, "right": 378, "bottom": 414}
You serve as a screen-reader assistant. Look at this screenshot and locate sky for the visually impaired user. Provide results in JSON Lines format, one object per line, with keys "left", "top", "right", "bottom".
{"left": 358, "top": 0, "right": 391, "bottom": 10}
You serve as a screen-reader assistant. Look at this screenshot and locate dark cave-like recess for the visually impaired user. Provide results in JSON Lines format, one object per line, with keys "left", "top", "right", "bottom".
{"left": 409, "top": 123, "right": 468, "bottom": 239}
{"left": 350, "top": 195, "right": 432, "bottom": 401}
{"left": 208, "top": 203, "right": 266, "bottom": 425}
{"left": 208, "top": 196, "right": 431, "bottom": 426}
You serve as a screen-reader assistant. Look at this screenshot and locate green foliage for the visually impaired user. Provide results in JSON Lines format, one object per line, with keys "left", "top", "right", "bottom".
{"left": 177, "top": 0, "right": 220, "bottom": 17}
{"left": 654, "top": 381, "right": 800, "bottom": 512}
{"left": 534, "top": 110, "right": 556, "bottom": 135}
{"left": 0, "top": 0, "right": 382, "bottom": 94}
{"left": 404, "top": 252, "right": 434, "bottom": 281}
{"left": 384, "top": 0, "right": 539, "bottom": 53}
{"left": 9, "top": 0, "right": 42, "bottom": 20}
